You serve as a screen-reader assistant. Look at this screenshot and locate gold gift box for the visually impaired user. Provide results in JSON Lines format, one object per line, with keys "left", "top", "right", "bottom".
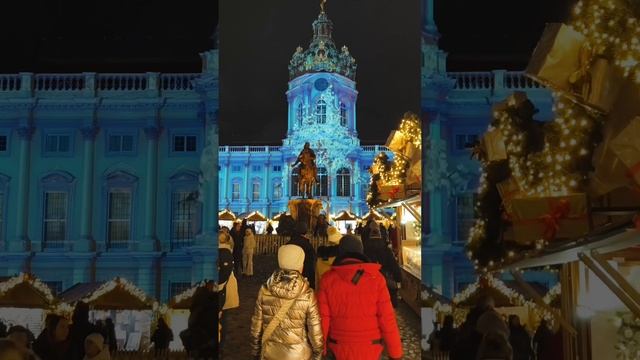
{"left": 482, "top": 128, "right": 507, "bottom": 161}
{"left": 511, "top": 193, "right": 590, "bottom": 246}
{"left": 496, "top": 177, "right": 522, "bottom": 215}
{"left": 379, "top": 184, "right": 406, "bottom": 201}
{"left": 385, "top": 130, "right": 407, "bottom": 154}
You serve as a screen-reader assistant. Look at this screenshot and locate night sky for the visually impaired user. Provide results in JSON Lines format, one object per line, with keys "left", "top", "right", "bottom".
{"left": 1, "top": 0, "right": 575, "bottom": 143}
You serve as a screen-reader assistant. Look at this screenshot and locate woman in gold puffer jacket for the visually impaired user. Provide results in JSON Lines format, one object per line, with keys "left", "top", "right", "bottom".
{"left": 250, "top": 245, "right": 323, "bottom": 360}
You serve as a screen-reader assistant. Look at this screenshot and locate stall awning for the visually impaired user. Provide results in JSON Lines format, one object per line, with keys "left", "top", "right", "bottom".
{"left": 334, "top": 211, "right": 357, "bottom": 221}
{"left": 373, "top": 194, "right": 421, "bottom": 210}
{"left": 243, "top": 211, "right": 267, "bottom": 222}
{"left": 361, "top": 210, "right": 385, "bottom": 221}
{"left": 60, "top": 278, "right": 155, "bottom": 310}
{"left": 453, "top": 276, "right": 533, "bottom": 308}
{"left": 218, "top": 209, "right": 236, "bottom": 221}
{"left": 0, "top": 274, "right": 56, "bottom": 309}
{"left": 170, "top": 281, "right": 216, "bottom": 310}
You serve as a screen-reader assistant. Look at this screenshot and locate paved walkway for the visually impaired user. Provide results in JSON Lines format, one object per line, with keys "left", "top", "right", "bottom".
{"left": 221, "top": 255, "right": 421, "bottom": 359}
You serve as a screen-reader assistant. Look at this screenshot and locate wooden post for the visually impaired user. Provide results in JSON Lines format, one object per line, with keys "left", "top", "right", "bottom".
{"left": 591, "top": 249, "right": 640, "bottom": 308}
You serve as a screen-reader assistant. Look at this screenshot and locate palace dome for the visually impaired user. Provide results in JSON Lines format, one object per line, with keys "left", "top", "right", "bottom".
{"left": 288, "top": 9, "right": 357, "bottom": 81}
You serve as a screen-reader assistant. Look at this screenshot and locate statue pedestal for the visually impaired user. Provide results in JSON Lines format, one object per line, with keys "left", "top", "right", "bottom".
{"left": 288, "top": 199, "right": 323, "bottom": 234}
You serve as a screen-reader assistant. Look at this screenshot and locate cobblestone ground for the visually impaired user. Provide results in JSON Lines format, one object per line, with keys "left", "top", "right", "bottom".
{"left": 221, "top": 255, "right": 421, "bottom": 360}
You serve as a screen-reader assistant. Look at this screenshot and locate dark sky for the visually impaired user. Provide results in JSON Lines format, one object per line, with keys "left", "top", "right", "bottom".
{"left": 219, "top": 0, "right": 422, "bottom": 145}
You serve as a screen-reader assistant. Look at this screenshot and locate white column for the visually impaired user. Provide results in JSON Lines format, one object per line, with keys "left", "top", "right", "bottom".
{"left": 77, "top": 126, "right": 99, "bottom": 252}
{"left": 11, "top": 126, "right": 34, "bottom": 252}
{"left": 226, "top": 159, "right": 231, "bottom": 206}
{"left": 141, "top": 126, "right": 161, "bottom": 251}
{"left": 283, "top": 162, "right": 290, "bottom": 199}
{"left": 244, "top": 159, "right": 251, "bottom": 212}
{"left": 264, "top": 159, "right": 270, "bottom": 215}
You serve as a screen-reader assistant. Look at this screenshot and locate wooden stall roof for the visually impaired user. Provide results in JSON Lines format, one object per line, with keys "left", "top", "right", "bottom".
{"left": 59, "top": 279, "right": 154, "bottom": 310}
{"left": 334, "top": 211, "right": 358, "bottom": 221}
{"left": 170, "top": 281, "right": 216, "bottom": 310}
{"left": 218, "top": 209, "right": 236, "bottom": 221}
{"left": 0, "top": 275, "right": 56, "bottom": 309}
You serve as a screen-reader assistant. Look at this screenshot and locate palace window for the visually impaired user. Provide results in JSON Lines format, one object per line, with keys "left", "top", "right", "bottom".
{"left": 173, "top": 135, "right": 197, "bottom": 152}
{"left": 291, "top": 170, "right": 300, "bottom": 197}
{"left": 340, "top": 103, "right": 347, "bottom": 127}
{"left": 456, "top": 193, "right": 478, "bottom": 243}
{"left": 105, "top": 170, "right": 137, "bottom": 250}
{"left": 336, "top": 168, "right": 351, "bottom": 197}
{"left": 273, "top": 181, "right": 282, "bottom": 200}
{"left": 107, "top": 134, "right": 135, "bottom": 154}
{"left": 297, "top": 103, "right": 303, "bottom": 127}
{"left": 169, "top": 282, "right": 192, "bottom": 302}
{"left": 252, "top": 180, "right": 261, "bottom": 201}
{"left": 0, "top": 135, "right": 7, "bottom": 152}
{"left": 44, "top": 134, "right": 72, "bottom": 155}
{"left": 232, "top": 182, "right": 241, "bottom": 201}
{"left": 252, "top": 165, "right": 261, "bottom": 172}
{"left": 313, "top": 167, "right": 328, "bottom": 197}
{"left": 41, "top": 172, "right": 74, "bottom": 249}
{"left": 273, "top": 165, "right": 282, "bottom": 172}
{"left": 316, "top": 100, "right": 327, "bottom": 124}
{"left": 171, "top": 177, "right": 200, "bottom": 249}
{"left": 455, "top": 134, "right": 479, "bottom": 151}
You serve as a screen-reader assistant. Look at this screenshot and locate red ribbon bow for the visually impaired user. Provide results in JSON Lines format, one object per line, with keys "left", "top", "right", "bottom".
{"left": 540, "top": 199, "right": 571, "bottom": 241}
{"left": 387, "top": 186, "right": 401, "bottom": 198}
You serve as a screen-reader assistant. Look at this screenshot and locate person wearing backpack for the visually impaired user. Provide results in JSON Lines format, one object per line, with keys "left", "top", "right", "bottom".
{"left": 250, "top": 244, "right": 323, "bottom": 360}
{"left": 363, "top": 226, "right": 403, "bottom": 307}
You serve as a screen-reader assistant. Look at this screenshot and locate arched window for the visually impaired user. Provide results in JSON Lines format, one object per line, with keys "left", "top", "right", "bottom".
{"left": 297, "top": 103, "right": 303, "bottom": 127}
{"left": 336, "top": 168, "right": 351, "bottom": 197}
{"left": 314, "top": 167, "right": 328, "bottom": 197}
{"left": 169, "top": 171, "right": 202, "bottom": 249}
{"left": 291, "top": 169, "right": 300, "bottom": 197}
{"left": 252, "top": 178, "right": 261, "bottom": 201}
{"left": 104, "top": 171, "right": 137, "bottom": 249}
{"left": 340, "top": 103, "right": 347, "bottom": 127}
{"left": 316, "top": 100, "right": 327, "bottom": 124}
{"left": 41, "top": 171, "right": 75, "bottom": 249}
{"left": 231, "top": 179, "right": 241, "bottom": 201}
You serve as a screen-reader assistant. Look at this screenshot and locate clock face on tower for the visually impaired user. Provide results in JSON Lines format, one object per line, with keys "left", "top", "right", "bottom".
{"left": 314, "top": 78, "right": 329, "bottom": 91}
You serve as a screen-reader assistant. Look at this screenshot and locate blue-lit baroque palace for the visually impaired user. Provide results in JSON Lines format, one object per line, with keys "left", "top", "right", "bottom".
{"left": 218, "top": 9, "right": 390, "bottom": 218}
{"left": 421, "top": 0, "right": 557, "bottom": 297}
{"left": 0, "top": 45, "right": 219, "bottom": 300}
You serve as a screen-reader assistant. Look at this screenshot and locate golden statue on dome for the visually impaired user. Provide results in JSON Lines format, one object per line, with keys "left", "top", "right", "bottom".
{"left": 320, "top": 0, "right": 327, "bottom": 13}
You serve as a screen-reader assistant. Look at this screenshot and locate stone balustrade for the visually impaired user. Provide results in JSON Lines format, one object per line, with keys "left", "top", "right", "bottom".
{"left": 219, "top": 145, "right": 389, "bottom": 153}
{"left": 447, "top": 70, "right": 545, "bottom": 92}
{"left": 0, "top": 72, "right": 200, "bottom": 98}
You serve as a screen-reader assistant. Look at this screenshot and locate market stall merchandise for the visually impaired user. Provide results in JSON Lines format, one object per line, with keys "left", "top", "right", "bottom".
{"left": 239, "top": 211, "right": 268, "bottom": 234}
{"left": 58, "top": 277, "right": 158, "bottom": 351}
{"left": 0, "top": 273, "right": 57, "bottom": 336}
{"left": 218, "top": 209, "right": 236, "bottom": 229}
{"left": 332, "top": 210, "right": 358, "bottom": 234}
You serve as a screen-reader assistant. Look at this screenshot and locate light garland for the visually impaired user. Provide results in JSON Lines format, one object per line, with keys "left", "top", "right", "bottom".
{"left": 0, "top": 273, "right": 56, "bottom": 304}
{"left": 612, "top": 311, "right": 640, "bottom": 359}
{"left": 78, "top": 277, "right": 155, "bottom": 309}
{"left": 170, "top": 280, "right": 217, "bottom": 308}
{"left": 543, "top": 283, "right": 561, "bottom": 305}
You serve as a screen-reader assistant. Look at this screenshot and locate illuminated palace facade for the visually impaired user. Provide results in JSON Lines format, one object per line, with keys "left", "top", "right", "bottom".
{"left": 0, "top": 46, "right": 219, "bottom": 301}
{"left": 421, "top": 0, "right": 557, "bottom": 297}
{"left": 218, "top": 10, "right": 391, "bottom": 218}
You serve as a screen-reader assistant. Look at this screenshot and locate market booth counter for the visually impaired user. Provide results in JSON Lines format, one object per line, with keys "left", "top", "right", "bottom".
{"left": 0, "top": 273, "right": 57, "bottom": 336}
{"left": 59, "top": 277, "right": 157, "bottom": 352}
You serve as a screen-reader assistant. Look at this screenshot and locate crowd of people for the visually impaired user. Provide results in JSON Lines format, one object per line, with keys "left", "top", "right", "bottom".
{"left": 217, "top": 218, "right": 406, "bottom": 360}
{"left": 426, "top": 297, "right": 563, "bottom": 360}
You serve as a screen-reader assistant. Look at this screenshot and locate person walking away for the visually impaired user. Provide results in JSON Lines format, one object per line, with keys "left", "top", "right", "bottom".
{"left": 33, "top": 315, "right": 71, "bottom": 360}
{"left": 315, "top": 226, "right": 342, "bottom": 291}
{"left": 354, "top": 223, "right": 363, "bottom": 236}
{"left": 180, "top": 285, "right": 218, "bottom": 359}
{"left": 363, "top": 226, "right": 402, "bottom": 307}
{"left": 83, "top": 333, "right": 110, "bottom": 360}
{"left": 103, "top": 319, "right": 116, "bottom": 354}
{"left": 266, "top": 222, "right": 274, "bottom": 234}
{"left": 68, "top": 302, "right": 96, "bottom": 360}
{"left": 317, "top": 235, "right": 403, "bottom": 360}
{"left": 438, "top": 315, "right": 457, "bottom": 353}
{"left": 218, "top": 231, "right": 239, "bottom": 358}
{"left": 450, "top": 306, "right": 484, "bottom": 360}
{"left": 243, "top": 228, "right": 257, "bottom": 277}
{"left": 533, "top": 319, "right": 553, "bottom": 360}
{"left": 150, "top": 318, "right": 173, "bottom": 357}
{"left": 231, "top": 222, "right": 244, "bottom": 275}
{"left": 388, "top": 224, "right": 400, "bottom": 258}
{"left": 6, "top": 325, "right": 38, "bottom": 360}
{"left": 476, "top": 330, "right": 513, "bottom": 360}
{"left": 0, "top": 339, "right": 24, "bottom": 360}
{"left": 286, "top": 222, "right": 317, "bottom": 289}
{"left": 476, "top": 296, "right": 510, "bottom": 341}
{"left": 508, "top": 315, "right": 532, "bottom": 360}
{"left": 250, "top": 244, "right": 323, "bottom": 360}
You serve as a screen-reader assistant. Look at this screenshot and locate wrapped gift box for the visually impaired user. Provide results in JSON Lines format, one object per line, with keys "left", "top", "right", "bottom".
{"left": 496, "top": 177, "right": 522, "bottom": 215}
{"left": 385, "top": 130, "right": 408, "bottom": 154}
{"left": 403, "top": 142, "right": 420, "bottom": 160}
{"left": 379, "top": 184, "right": 406, "bottom": 201}
{"left": 510, "top": 193, "right": 590, "bottom": 246}
{"left": 482, "top": 128, "right": 507, "bottom": 161}
{"left": 408, "top": 160, "right": 421, "bottom": 186}
{"left": 611, "top": 116, "right": 640, "bottom": 186}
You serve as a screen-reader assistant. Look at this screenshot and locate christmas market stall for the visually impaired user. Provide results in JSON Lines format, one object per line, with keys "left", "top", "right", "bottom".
{"left": 464, "top": 0, "right": 640, "bottom": 357}
{"left": 167, "top": 280, "right": 217, "bottom": 351}
{"left": 218, "top": 209, "right": 236, "bottom": 230}
{"left": 420, "top": 286, "right": 452, "bottom": 352}
{"left": 0, "top": 273, "right": 57, "bottom": 336}
{"left": 368, "top": 112, "right": 422, "bottom": 314}
{"left": 59, "top": 277, "right": 158, "bottom": 351}
{"left": 332, "top": 210, "right": 358, "bottom": 234}
{"left": 241, "top": 211, "right": 268, "bottom": 234}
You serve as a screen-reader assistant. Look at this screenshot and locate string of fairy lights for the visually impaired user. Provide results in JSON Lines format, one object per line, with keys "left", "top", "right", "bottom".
{"left": 466, "top": 0, "right": 637, "bottom": 269}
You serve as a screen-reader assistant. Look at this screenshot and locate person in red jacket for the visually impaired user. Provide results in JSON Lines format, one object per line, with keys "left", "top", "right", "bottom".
{"left": 317, "top": 235, "right": 403, "bottom": 360}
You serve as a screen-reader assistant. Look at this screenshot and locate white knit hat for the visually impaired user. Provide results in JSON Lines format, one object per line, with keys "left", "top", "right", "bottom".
{"left": 327, "top": 226, "right": 341, "bottom": 244}
{"left": 278, "top": 244, "right": 305, "bottom": 272}
{"left": 85, "top": 333, "right": 105, "bottom": 349}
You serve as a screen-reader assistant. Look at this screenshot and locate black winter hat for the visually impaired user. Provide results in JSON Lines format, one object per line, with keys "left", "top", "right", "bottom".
{"left": 338, "top": 235, "right": 364, "bottom": 256}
